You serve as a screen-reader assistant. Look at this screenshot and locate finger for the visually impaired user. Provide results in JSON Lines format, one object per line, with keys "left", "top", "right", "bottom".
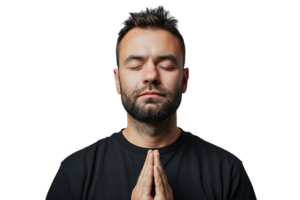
{"left": 138, "top": 150, "right": 153, "bottom": 197}
{"left": 154, "top": 150, "right": 174, "bottom": 199}
{"left": 154, "top": 165, "right": 165, "bottom": 197}
{"left": 141, "top": 164, "right": 154, "bottom": 198}
{"left": 156, "top": 150, "right": 168, "bottom": 183}
{"left": 137, "top": 150, "right": 151, "bottom": 187}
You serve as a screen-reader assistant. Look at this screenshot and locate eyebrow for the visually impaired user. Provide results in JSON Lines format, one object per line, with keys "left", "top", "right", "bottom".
{"left": 123, "top": 54, "right": 178, "bottom": 66}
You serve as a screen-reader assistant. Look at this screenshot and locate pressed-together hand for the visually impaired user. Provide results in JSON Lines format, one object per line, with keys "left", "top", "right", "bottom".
{"left": 131, "top": 150, "right": 174, "bottom": 200}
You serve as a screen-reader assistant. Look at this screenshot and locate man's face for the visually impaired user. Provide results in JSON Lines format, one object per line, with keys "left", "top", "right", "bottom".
{"left": 114, "top": 28, "right": 188, "bottom": 122}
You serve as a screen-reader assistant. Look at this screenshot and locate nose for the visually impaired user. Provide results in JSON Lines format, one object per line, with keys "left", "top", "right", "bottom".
{"left": 142, "top": 59, "right": 160, "bottom": 85}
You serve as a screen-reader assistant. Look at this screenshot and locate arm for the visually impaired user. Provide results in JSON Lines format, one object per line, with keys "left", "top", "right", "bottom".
{"left": 228, "top": 165, "right": 257, "bottom": 200}
{"left": 46, "top": 163, "right": 82, "bottom": 200}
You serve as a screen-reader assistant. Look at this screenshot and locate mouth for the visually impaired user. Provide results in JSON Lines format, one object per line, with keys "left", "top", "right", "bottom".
{"left": 139, "top": 94, "right": 163, "bottom": 98}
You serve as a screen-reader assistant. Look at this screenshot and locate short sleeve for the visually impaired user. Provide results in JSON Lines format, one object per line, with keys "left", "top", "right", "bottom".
{"left": 228, "top": 164, "right": 257, "bottom": 200}
{"left": 46, "top": 163, "right": 81, "bottom": 200}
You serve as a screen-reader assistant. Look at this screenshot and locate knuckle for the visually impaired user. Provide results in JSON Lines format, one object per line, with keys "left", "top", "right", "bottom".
{"left": 156, "top": 181, "right": 164, "bottom": 188}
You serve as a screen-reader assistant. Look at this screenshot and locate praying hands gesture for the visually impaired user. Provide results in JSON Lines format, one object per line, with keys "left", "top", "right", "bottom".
{"left": 131, "top": 150, "right": 174, "bottom": 200}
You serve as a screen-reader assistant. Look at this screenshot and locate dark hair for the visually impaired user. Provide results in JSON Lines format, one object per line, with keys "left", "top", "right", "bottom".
{"left": 116, "top": 6, "right": 185, "bottom": 68}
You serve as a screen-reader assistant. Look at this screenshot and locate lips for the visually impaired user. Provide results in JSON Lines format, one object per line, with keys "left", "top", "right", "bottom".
{"left": 140, "top": 92, "right": 162, "bottom": 96}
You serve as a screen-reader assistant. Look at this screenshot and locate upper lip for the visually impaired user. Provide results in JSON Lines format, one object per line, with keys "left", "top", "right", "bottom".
{"left": 138, "top": 91, "right": 163, "bottom": 97}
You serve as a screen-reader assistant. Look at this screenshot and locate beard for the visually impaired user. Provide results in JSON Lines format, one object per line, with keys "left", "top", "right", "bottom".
{"left": 120, "top": 81, "right": 182, "bottom": 122}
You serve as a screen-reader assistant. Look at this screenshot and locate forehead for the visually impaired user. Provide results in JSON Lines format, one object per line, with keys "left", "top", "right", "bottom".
{"left": 119, "top": 27, "right": 182, "bottom": 66}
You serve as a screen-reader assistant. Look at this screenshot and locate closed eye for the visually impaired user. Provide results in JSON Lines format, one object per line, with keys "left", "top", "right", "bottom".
{"left": 130, "top": 66, "right": 173, "bottom": 70}
{"left": 130, "top": 66, "right": 141, "bottom": 69}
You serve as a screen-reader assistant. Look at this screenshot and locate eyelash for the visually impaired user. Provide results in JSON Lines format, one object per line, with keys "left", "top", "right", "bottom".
{"left": 130, "top": 66, "right": 172, "bottom": 70}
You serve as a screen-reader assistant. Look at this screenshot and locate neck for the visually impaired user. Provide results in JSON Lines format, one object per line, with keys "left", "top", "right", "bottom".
{"left": 122, "top": 112, "right": 181, "bottom": 149}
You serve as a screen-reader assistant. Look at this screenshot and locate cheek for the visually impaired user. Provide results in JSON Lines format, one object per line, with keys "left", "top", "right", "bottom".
{"left": 120, "top": 74, "right": 140, "bottom": 92}
{"left": 161, "top": 71, "right": 182, "bottom": 90}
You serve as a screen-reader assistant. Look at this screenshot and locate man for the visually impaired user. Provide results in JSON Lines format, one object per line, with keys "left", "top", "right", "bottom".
{"left": 46, "top": 6, "right": 256, "bottom": 200}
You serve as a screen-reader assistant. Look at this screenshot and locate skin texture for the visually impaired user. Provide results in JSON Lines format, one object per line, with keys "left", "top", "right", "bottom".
{"left": 111, "top": 27, "right": 189, "bottom": 148}
{"left": 131, "top": 150, "right": 174, "bottom": 200}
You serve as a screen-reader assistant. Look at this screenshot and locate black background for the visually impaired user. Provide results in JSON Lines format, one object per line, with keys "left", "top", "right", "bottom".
{"left": 33, "top": 3, "right": 271, "bottom": 197}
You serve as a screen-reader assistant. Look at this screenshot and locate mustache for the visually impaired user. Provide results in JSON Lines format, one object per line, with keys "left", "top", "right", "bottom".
{"left": 134, "top": 84, "right": 168, "bottom": 97}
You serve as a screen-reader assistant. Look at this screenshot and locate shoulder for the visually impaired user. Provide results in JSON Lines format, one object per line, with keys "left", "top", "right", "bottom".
{"left": 189, "top": 133, "right": 243, "bottom": 173}
{"left": 60, "top": 134, "right": 113, "bottom": 171}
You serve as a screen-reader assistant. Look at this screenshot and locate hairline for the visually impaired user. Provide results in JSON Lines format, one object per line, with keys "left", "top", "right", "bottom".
{"left": 116, "top": 27, "right": 185, "bottom": 69}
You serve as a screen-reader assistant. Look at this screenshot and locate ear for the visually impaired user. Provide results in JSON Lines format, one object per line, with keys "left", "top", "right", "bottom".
{"left": 182, "top": 68, "right": 189, "bottom": 93}
{"left": 113, "top": 68, "right": 121, "bottom": 94}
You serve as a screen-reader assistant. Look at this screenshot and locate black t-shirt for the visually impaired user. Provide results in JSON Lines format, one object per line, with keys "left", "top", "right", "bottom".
{"left": 46, "top": 128, "right": 256, "bottom": 200}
